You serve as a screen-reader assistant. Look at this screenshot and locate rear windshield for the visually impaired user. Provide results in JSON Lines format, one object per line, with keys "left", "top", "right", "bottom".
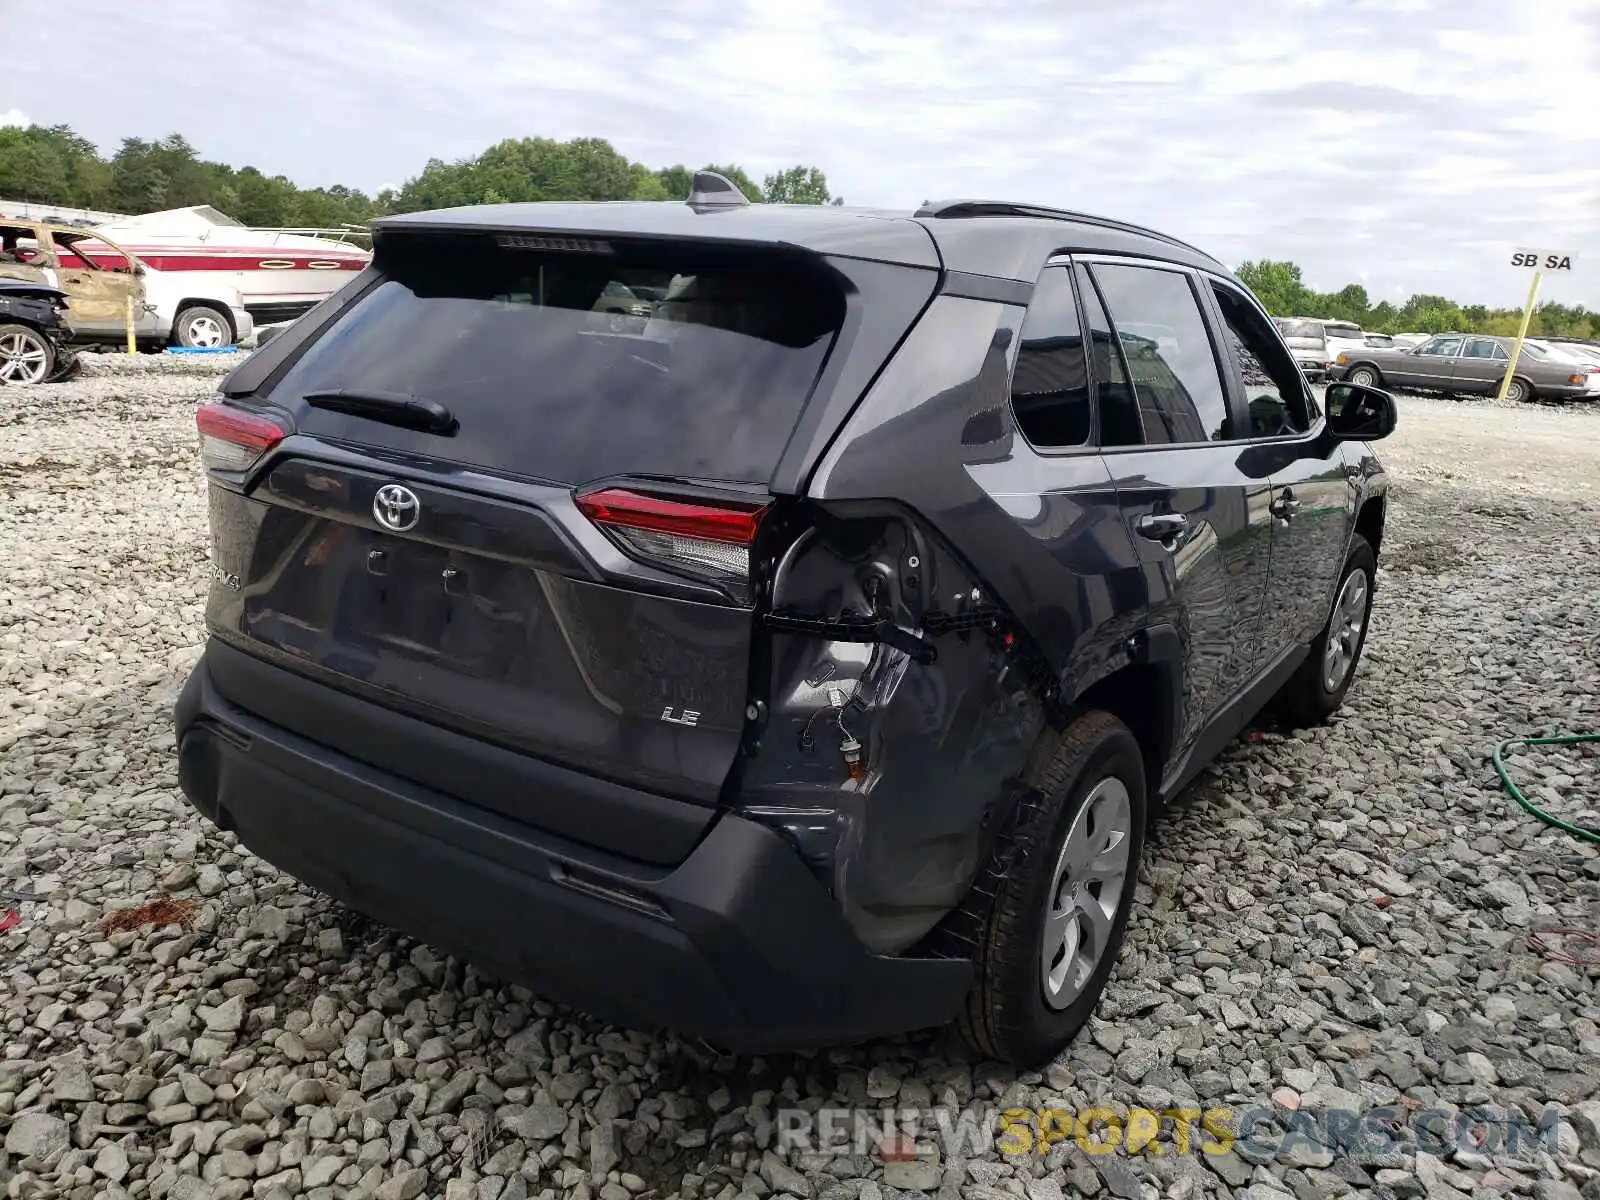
{"left": 1323, "top": 324, "right": 1363, "bottom": 340}
{"left": 266, "top": 234, "right": 846, "bottom": 486}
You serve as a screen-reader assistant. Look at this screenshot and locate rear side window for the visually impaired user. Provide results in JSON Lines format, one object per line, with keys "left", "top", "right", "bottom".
{"left": 265, "top": 234, "right": 846, "bottom": 486}
{"left": 1009, "top": 266, "right": 1091, "bottom": 448}
{"left": 1091, "top": 263, "right": 1230, "bottom": 444}
{"left": 1075, "top": 265, "right": 1142, "bottom": 447}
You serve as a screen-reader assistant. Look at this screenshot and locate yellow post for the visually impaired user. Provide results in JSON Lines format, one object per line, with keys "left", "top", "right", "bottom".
{"left": 125, "top": 296, "right": 136, "bottom": 355}
{"left": 1496, "top": 269, "right": 1543, "bottom": 401}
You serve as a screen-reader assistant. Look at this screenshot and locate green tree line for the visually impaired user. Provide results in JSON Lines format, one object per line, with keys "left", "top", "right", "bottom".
{"left": 1236, "top": 259, "right": 1598, "bottom": 341}
{"left": 0, "top": 123, "right": 842, "bottom": 227}
{"left": 4, "top": 124, "right": 1589, "bottom": 338}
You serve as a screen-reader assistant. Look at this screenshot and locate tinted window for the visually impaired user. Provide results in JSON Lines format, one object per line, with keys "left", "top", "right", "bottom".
{"left": 1075, "top": 265, "right": 1142, "bottom": 447}
{"left": 1010, "top": 266, "right": 1090, "bottom": 448}
{"left": 266, "top": 235, "right": 844, "bottom": 485}
{"left": 1211, "top": 284, "right": 1311, "bottom": 437}
{"left": 1092, "top": 263, "right": 1230, "bottom": 444}
{"left": 1277, "top": 318, "right": 1325, "bottom": 343}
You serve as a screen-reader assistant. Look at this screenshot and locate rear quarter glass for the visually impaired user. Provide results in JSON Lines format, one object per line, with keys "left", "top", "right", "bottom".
{"left": 261, "top": 234, "right": 847, "bottom": 487}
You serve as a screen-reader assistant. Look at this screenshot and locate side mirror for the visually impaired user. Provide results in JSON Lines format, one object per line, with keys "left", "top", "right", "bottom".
{"left": 1325, "top": 382, "right": 1396, "bottom": 441}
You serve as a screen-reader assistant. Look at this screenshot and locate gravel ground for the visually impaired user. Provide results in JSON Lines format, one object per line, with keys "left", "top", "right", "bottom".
{"left": 2, "top": 359, "right": 1598, "bottom": 1200}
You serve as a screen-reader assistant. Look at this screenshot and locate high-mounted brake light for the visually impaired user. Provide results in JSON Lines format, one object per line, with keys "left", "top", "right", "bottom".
{"left": 196, "top": 402, "right": 288, "bottom": 473}
{"left": 494, "top": 234, "right": 613, "bottom": 254}
{"left": 576, "top": 487, "right": 768, "bottom": 590}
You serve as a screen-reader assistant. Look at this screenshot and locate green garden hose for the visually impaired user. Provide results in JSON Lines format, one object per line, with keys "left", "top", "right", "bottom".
{"left": 1491, "top": 733, "right": 1600, "bottom": 845}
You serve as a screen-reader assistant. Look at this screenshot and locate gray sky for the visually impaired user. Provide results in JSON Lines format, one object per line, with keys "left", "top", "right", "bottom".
{"left": 7, "top": 0, "right": 1597, "bottom": 307}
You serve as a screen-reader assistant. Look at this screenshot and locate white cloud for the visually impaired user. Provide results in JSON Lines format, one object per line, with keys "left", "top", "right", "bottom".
{"left": 0, "top": 108, "right": 31, "bottom": 128}
{"left": 3, "top": 0, "right": 1596, "bottom": 306}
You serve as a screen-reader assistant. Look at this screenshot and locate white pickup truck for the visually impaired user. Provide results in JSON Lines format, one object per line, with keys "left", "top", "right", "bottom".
{"left": 0, "top": 217, "right": 252, "bottom": 350}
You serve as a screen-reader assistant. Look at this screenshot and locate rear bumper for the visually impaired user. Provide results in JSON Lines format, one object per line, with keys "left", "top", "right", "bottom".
{"left": 174, "top": 645, "right": 970, "bottom": 1052}
{"left": 1538, "top": 382, "right": 1599, "bottom": 401}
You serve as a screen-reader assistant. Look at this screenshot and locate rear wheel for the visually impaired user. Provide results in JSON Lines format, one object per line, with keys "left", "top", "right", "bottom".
{"left": 1347, "top": 365, "right": 1381, "bottom": 388}
{"left": 1273, "top": 534, "right": 1376, "bottom": 727}
{"left": 956, "top": 710, "right": 1147, "bottom": 1066}
{"left": 0, "top": 324, "right": 54, "bottom": 384}
{"left": 174, "top": 305, "right": 233, "bottom": 349}
{"left": 1504, "top": 376, "right": 1533, "bottom": 403}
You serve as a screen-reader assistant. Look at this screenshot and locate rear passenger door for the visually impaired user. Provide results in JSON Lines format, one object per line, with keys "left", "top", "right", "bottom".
{"left": 1079, "top": 258, "right": 1277, "bottom": 759}
{"left": 1203, "top": 277, "right": 1355, "bottom": 659}
{"left": 1457, "top": 337, "right": 1509, "bottom": 393}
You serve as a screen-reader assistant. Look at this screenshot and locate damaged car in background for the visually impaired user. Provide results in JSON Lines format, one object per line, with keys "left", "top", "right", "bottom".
{"left": 175, "top": 178, "right": 1396, "bottom": 1065}
{"left": 0, "top": 279, "right": 80, "bottom": 384}
{"left": 0, "top": 217, "right": 253, "bottom": 351}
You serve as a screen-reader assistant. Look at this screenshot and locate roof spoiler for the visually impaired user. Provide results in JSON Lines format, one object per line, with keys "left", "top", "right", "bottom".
{"left": 687, "top": 171, "right": 750, "bottom": 212}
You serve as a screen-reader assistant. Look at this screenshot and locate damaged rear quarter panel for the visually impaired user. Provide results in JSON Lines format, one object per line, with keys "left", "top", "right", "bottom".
{"left": 730, "top": 294, "right": 1148, "bottom": 956}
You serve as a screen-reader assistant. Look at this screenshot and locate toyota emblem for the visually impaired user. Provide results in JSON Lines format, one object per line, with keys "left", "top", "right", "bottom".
{"left": 372, "top": 484, "right": 420, "bottom": 532}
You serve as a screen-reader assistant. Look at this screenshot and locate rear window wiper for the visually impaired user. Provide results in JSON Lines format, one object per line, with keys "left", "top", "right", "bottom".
{"left": 302, "top": 389, "right": 459, "bottom": 436}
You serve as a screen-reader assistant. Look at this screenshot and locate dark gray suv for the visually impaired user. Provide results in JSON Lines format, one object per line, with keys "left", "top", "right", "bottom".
{"left": 175, "top": 175, "right": 1395, "bottom": 1066}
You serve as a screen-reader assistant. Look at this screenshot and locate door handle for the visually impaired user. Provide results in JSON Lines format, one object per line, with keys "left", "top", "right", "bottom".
{"left": 1270, "top": 492, "right": 1302, "bottom": 520}
{"left": 1135, "top": 513, "right": 1189, "bottom": 544}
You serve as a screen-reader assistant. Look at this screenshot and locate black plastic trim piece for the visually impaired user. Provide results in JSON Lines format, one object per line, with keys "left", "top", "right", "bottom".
{"left": 938, "top": 271, "right": 1034, "bottom": 306}
{"left": 914, "top": 199, "right": 1214, "bottom": 260}
{"left": 763, "top": 609, "right": 939, "bottom": 665}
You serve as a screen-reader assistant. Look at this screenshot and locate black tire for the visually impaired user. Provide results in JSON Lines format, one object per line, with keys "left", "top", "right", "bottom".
{"left": 1346, "top": 364, "right": 1382, "bottom": 388}
{"left": 1504, "top": 376, "right": 1534, "bottom": 403}
{"left": 0, "top": 323, "right": 54, "bottom": 384}
{"left": 1273, "top": 534, "right": 1376, "bottom": 727}
{"left": 955, "top": 710, "right": 1147, "bottom": 1067}
{"left": 173, "top": 305, "right": 234, "bottom": 349}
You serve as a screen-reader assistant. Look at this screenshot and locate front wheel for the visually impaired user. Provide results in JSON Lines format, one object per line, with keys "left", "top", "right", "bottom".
{"left": 174, "top": 305, "right": 233, "bottom": 349}
{"left": 1347, "top": 365, "right": 1381, "bottom": 388}
{"left": 0, "top": 324, "right": 54, "bottom": 384}
{"left": 956, "top": 710, "right": 1147, "bottom": 1067}
{"left": 1273, "top": 534, "right": 1376, "bottom": 727}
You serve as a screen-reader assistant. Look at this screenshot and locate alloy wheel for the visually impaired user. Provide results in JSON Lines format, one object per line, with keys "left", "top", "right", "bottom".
{"left": 1322, "top": 568, "right": 1369, "bottom": 691}
{"left": 1040, "top": 777, "right": 1133, "bottom": 1010}
{"left": 185, "top": 314, "right": 227, "bottom": 348}
{"left": 0, "top": 329, "right": 50, "bottom": 383}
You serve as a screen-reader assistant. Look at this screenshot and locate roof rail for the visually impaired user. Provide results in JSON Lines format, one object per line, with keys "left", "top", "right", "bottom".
{"left": 913, "top": 199, "right": 1211, "bottom": 259}
{"left": 687, "top": 170, "right": 750, "bottom": 211}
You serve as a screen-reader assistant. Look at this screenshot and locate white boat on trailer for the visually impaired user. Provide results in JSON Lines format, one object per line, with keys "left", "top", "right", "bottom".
{"left": 66, "top": 205, "right": 370, "bottom": 331}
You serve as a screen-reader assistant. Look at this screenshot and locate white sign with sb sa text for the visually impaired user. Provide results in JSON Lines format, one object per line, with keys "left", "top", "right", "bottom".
{"left": 1511, "top": 248, "right": 1577, "bottom": 272}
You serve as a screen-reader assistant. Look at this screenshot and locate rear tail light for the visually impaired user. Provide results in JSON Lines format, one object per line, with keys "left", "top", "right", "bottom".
{"left": 196, "top": 402, "right": 288, "bottom": 473}
{"left": 576, "top": 487, "right": 768, "bottom": 590}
